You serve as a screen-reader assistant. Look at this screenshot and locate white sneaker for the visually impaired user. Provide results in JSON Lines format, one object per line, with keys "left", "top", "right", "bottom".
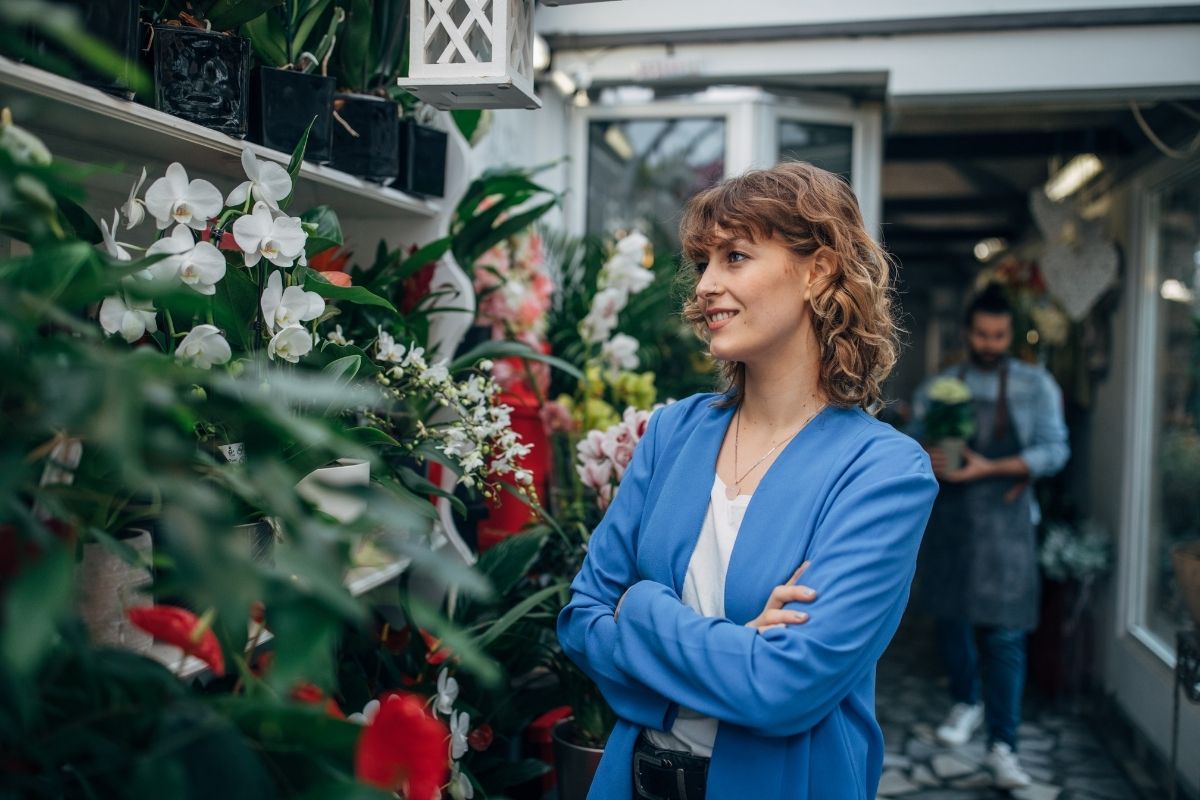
{"left": 935, "top": 702, "right": 984, "bottom": 747}
{"left": 985, "top": 742, "right": 1032, "bottom": 789}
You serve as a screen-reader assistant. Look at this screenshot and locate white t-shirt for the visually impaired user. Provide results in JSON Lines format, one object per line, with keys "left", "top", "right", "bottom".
{"left": 643, "top": 474, "right": 750, "bottom": 757}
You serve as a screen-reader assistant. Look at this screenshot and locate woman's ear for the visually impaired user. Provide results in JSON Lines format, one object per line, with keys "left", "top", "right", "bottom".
{"left": 804, "top": 248, "right": 837, "bottom": 302}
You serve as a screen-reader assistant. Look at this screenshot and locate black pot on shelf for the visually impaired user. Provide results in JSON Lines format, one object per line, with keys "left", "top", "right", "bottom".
{"left": 331, "top": 93, "right": 399, "bottom": 182}
{"left": 395, "top": 118, "right": 448, "bottom": 198}
{"left": 23, "top": 0, "right": 141, "bottom": 99}
{"left": 250, "top": 67, "right": 335, "bottom": 163}
{"left": 152, "top": 25, "right": 251, "bottom": 137}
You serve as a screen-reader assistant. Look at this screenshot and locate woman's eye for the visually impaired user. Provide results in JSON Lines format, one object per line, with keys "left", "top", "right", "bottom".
{"left": 694, "top": 261, "right": 708, "bottom": 274}
{"left": 728, "top": 251, "right": 747, "bottom": 263}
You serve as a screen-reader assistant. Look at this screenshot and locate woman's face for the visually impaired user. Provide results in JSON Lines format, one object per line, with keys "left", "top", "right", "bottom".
{"left": 693, "top": 230, "right": 821, "bottom": 366}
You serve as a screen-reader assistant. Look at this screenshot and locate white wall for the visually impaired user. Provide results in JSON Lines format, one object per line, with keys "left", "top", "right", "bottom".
{"left": 537, "top": 0, "right": 1198, "bottom": 36}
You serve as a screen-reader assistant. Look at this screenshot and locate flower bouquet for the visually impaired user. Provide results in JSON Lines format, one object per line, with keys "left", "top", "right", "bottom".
{"left": 924, "top": 376, "right": 975, "bottom": 471}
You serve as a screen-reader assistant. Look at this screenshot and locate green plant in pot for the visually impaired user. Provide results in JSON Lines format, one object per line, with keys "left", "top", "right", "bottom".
{"left": 923, "top": 376, "right": 975, "bottom": 471}
{"left": 143, "top": 0, "right": 285, "bottom": 136}
{"left": 326, "top": 0, "right": 405, "bottom": 180}
{"left": 244, "top": 0, "right": 345, "bottom": 162}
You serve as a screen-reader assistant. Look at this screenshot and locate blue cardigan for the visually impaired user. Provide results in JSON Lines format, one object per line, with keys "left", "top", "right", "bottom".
{"left": 557, "top": 393, "right": 938, "bottom": 799}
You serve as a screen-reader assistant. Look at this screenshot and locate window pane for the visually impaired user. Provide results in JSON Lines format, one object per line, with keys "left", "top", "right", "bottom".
{"left": 1146, "top": 174, "right": 1200, "bottom": 642}
{"left": 586, "top": 118, "right": 726, "bottom": 250}
{"left": 777, "top": 120, "right": 853, "bottom": 182}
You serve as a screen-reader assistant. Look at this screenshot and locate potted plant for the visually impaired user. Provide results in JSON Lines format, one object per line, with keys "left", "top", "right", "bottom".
{"left": 395, "top": 111, "right": 449, "bottom": 198}
{"left": 923, "top": 376, "right": 975, "bottom": 471}
{"left": 21, "top": 0, "right": 144, "bottom": 99}
{"left": 244, "top": 0, "right": 345, "bottom": 162}
{"left": 144, "top": 1, "right": 282, "bottom": 136}
{"left": 327, "top": 0, "right": 405, "bottom": 181}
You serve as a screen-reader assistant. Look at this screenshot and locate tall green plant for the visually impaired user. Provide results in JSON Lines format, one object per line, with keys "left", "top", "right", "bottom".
{"left": 329, "top": 0, "right": 406, "bottom": 95}
{"left": 244, "top": 0, "right": 345, "bottom": 72}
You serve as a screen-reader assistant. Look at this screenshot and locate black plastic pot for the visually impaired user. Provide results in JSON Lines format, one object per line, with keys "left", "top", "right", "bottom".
{"left": 24, "top": 0, "right": 141, "bottom": 99}
{"left": 331, "top": 93, "right": 399, "bottom": 182}
{"left": 152, "top": 25, "right": 251, "bottom": 137}
{"left": 395, "top": 118, "right": 448, "bottom": 198}
{"left": 249, "top": 67, "right": 335, "bottom": 163}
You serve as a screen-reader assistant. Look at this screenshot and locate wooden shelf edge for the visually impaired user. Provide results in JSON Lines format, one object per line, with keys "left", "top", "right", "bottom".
{"left": 0, "top": 57, "right": 441, "bottom": 219}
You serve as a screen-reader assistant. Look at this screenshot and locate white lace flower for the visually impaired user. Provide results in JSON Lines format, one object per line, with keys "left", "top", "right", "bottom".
{"left": 231, "top": 201, "right": 307, "bottom": 268}
{"left": 100, "top": 210, "right": 133, "bottom": 261}
{"left": 600, "top": 333, "right": 640, "bottom": 372}
{"left": 99, "top": 295, "right": 157, "bottom": 343}
{"left": 449, "top": 710, "right": 470, "bottom": 760}
{"left": 326, "top": 324, "right": 353, "bottom": 346}
{"left": 260, "top": 270, "right": 325, "bottom": 334}
{"left": 144, "top": 162, "right": 223, "bottom": 231}
{"left": 146, "top": 225, "right": 226, "bottom": 295}
{"left": 226, "top": 148, "right": 292, "bottom": 210}
{"left": 176, "top": 324, "right": 231, "bottom": 369}
{"left": 120, "top": 167, "right": 147, "bottom": 229}
{"left": 448, "top": 762, "right": 474, "bottom": 800}
{"left": 267, "top": 325, "right": 313, "bottom": 363}
{"left": 435, "top": 668, "right": 459, "bottom": 717}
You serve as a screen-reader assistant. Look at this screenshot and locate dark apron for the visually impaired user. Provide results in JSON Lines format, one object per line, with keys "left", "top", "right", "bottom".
{"left": 915, "top": 360, "right": 1040, "bottom": 631}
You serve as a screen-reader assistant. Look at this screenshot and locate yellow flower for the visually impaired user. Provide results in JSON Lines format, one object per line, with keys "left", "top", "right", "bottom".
{"left": 928, "top": 377, "right": 972, "bottom": 404}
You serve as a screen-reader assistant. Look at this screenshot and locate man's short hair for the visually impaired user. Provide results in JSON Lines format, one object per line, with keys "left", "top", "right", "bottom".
{"left": 964, "top": 283, "right": 1013, "bottom": 327}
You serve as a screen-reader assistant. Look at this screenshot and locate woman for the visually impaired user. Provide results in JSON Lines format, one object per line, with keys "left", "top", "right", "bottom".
{"left": 557, "top": 161, "right": 939, "bottom": 800}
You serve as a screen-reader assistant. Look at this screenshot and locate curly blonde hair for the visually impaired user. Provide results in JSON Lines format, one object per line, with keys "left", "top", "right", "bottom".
{"left": 678, "top": 161, "right": 900, "bottom": 411}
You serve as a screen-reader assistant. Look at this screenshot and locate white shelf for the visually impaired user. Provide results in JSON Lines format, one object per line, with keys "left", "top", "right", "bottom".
{"left": 147, "top": 556, "right": 413, "bottom": 680}
{"left": 0, "top": 57, "right": 440, "bottom": 220}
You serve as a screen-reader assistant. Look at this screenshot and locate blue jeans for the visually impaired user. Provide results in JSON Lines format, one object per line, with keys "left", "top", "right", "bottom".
{"left": 936, "top": 620, "right": 1026, "bottom": 750}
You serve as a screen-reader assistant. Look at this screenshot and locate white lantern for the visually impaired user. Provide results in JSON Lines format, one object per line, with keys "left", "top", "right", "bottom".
{"left": 403, "top": 0, "right": 540, "bottom": 110}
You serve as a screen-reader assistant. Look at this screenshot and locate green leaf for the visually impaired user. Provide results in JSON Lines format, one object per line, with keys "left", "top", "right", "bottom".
{"left": 473, "top": 528, "right": 548, "bottom": 599}
{"left": 459, "top": 199, "right": 558, "bottom": 267}
{"left": 211, "top": 266, "right": 263, "bottom": 352}
{"left": 206, "top": 0, "right": 287, "bottom": 31}
{"left": 301, "top": 271, "right": 395, "bottom": 311}
{"left": 294, "top": 0, "right": 333, "bottom": 55}
{"left": 449, "top": 340, "right": 582, "bottom": 379}
{"left": 244, "top": 13, "right": 289, "bottom": 67}
{"left": 451, "top": 109, "right": 483, "bottom": 144}
{"left": 281, "top": 117, "right": 317, "bottom": 209}
{"left": 321, "top": 354, "right": 361, "bottom": 382}
{"left": 474, "top": 584, "right": 562, "bottom": 649}
{"left": 1, "top": 542, "right": 73, "bottom": 677}
{"left": 344, "top": 426, "right": 403, "bottom": 448}
{"left": 396, "top": 464, "right": 467, "bottom": 518}
{"left": 57, "top": 197, "right": 102, "bottom": 244}
{"left": 300, "top": 206, "right": 341, "bottom": 253}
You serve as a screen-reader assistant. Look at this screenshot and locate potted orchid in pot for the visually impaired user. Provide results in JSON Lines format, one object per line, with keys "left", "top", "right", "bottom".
{"left": 142, "top": 0, "right": 283, "bottom": 136}
{"left": 244, "top": 0, "right": 345, "bottom": 162}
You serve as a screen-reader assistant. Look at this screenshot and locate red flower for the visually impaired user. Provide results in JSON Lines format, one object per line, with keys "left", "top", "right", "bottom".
{"left": 419, "top": 628, "right": 452, "bottom": 665}
{"left": 322, "top": 271, "right": 352, "bottom": 287}
{"left": 398, "top": 244, "right": 437, "bottom": 314}
{"left": 310, "top": 246, "right": 353, "bottom": 274}
{"left": 127, "top": 605, "right": 225, "bottom": 676}
{"left": 355, "top": 692, "right": 449, "bottom": 800}
{"left": 468, "top": 723, "right": 494, "bottom": 752}
{"left": 291, "top": 682, "right": 346, "bottom": 719}
{"left": 199, "top": 225, "right": 239, "bottom": 252}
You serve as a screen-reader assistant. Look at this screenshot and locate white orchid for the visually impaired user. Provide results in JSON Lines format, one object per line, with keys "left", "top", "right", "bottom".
{"left": 326, "top": 324, "right": 353, "bottom": 346}
{"left": 347, "top": 698, "right": 380, "bottom": 726}
{"left": 375, "top": 328, "right": 408, "bottom": 363}
{"left": 144, "top": 162, "right": 223, "bottom": 231}
{"left": 99, "top": 210, "right": 133, "bottom": 261}
{"left": 435, "top": 668, "right": 459, "bottom": 717}
{"left": 448, "top": 762, "right": 475, "bottom": 800}
{"left": 146, "top": 225, "right": 226, "bottom": 295}
{"left": 600, "top": 333, "right": 640, "bottom": 373}
{"left": 580, "top": 286, "right": 627, "bottom": 344}
{"left": 601, "top": 232, "right": 654, "bottom": 296}
{"left": 267, "top": 325, "right": 313, "bottom": 363}
{"left": 120, "top": 167, "right": 147, "bottom": 229}
{"left": 449, "top": 710, "right": 470, "bottom": 760}
{"left": 226, "top": 148, "right": 292, "bottom": 210}
{"left": 260, "top": 270, "right": 325, "bottom": 334}
{"left": 232, "top": 201, "right": 307, "bottom": 268}
{"left": 99, "top": 295, "right": 157, "bottom": 343}
{"left": 176, "top": 325, "right": 231, "bottom": 369}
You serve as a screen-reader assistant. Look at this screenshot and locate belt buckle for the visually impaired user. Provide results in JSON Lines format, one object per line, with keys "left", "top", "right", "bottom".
{"left": 634, "top": 750, "right": 689, "bottom": 800}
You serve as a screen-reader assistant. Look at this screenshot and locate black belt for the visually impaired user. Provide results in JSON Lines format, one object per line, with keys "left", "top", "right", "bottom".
{"left": 633, "top": 732, "right": 710, "bottom": 800}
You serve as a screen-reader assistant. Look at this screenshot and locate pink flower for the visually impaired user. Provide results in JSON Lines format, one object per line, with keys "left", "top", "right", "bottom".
{"left": 576, "top": 458, "right": 614, "bottom": 494}
{"left": 540, "top": 401, "right": 576, "bottom": 434}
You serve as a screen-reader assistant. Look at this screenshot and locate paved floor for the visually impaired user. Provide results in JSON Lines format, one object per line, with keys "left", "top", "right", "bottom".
{"left": 875, "top": 617, "right": 1141, "bottom": 800}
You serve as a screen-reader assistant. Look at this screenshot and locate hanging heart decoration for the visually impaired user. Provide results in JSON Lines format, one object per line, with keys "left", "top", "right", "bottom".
{"left": 1030, "top": 189, "right": 1119, "bottom": 321}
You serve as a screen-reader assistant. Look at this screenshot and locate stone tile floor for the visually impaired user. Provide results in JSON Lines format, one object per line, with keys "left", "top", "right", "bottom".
{"left": 875, "top": 617, "right": 1142, "bottom": 800}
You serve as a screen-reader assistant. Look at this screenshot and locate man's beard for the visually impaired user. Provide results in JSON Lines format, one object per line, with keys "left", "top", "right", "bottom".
{"left": 970, "top": 350, "right": 1005, "bottom": 370}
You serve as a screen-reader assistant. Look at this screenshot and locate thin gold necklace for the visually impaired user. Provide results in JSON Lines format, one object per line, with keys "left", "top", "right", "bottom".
{"left": 727, "top": 403, "right": 826, "bottom": 500}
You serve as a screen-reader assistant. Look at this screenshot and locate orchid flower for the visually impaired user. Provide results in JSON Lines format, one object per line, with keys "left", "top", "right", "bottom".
{"left": 376, "top": 328, "right": 408, "bottom": 363}
{"left": 326, "top": 324, "right": 353, "bottom": 346}
{"left": 348, "top": 699, "right": 380, "bottom": 726}
{"left": 176, "top": 324, "right": 231, "bottom": 369}
{"left": 260, "top": 270, "right": 325, "bottom": 334}
{"left": 231, "top": 201, "right": 307, "bottom": 268}
{"left": 99, "top": 295, "right": 157, "bottom": 343}
{"left": 601, "top": 333, "right": 640, "bottom": 372}
{"left": 100, "top": 210, "right": 133, "bottom": 261}
{"left": 120, "top": 167, "right": 147, "bottom": 229}
{"left": 580, "top": 286, "right": 627, "bottom": 344}
{"left": 448, "top": 762, "right": 475, "bottom": 800}
{"left": 144, "top": 162, "right": 223, "bottom": 231}
{"left": 449, "top": 710, "right": 470, "bottom": 760}
{"left": 435, "top": 668, "right": 459, "bottom": 716}
{"left": 145, "top": 225, "right": 226, "bottom": 295}
{"left": 226, "top": 148, "right": 292, "bottom": 210}
{"left": 267, "top": 326, "right": 313, "bottom": 363}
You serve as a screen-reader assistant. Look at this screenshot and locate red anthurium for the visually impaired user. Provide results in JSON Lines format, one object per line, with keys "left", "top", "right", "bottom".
{"left": 467, "top": 723, "right": 494, "bottom": 752}
{"left": 291, "top": 682, "right": 346, "bottom": 719}
{"left": 419, "top": 629, "right": 452, "bottom": 666}
{"left": 127, "top": 605, "right": 225, "bottom": 676}
{"left": 309, "top": 245, "right": 352, "bottom": 273}
{"left": 398, "top": 243, "right": 437, "bottom": 314}
{"left": 355, "top": 692, "right": 449, "bottom": 800}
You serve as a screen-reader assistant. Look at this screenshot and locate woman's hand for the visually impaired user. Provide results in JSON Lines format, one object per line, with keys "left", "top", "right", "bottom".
{"left": 745, "top": 561, "right": 816, "bottom": 633}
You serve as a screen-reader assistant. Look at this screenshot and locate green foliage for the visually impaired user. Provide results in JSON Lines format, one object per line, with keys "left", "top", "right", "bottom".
{"left": 149, "top": 0, "right": 287, "bottom": 32}
{"left": 329, "top": 0, "right": 406, "bottom": 95}
{"left": 244, "top": 0, "right": 345, "bottom": 71}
